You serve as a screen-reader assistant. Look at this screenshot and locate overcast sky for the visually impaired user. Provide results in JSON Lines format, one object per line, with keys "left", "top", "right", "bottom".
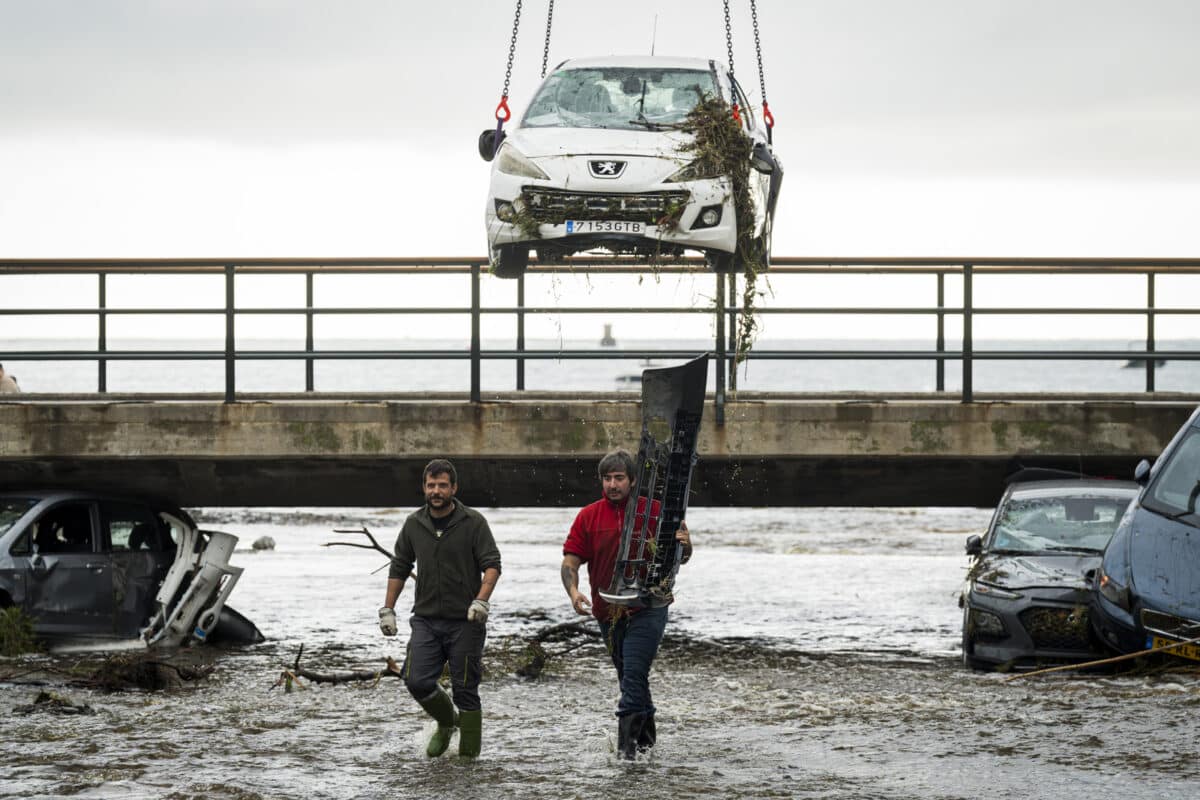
{"left": 2, "top": 0, "right": 1199, "bottom": 258}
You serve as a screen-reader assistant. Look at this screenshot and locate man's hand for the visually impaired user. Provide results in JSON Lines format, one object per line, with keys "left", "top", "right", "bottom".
{"left": 569, "top": 589, "right": 592, "bottom": 616}
{"left": 378, "top": 606, "right": 398, "bottom": 636}
{"left": 467, "top": 599, "right": 490, "bottom": 624}
{"left": 677, "top": 520, "right": 693, "bottom": 563}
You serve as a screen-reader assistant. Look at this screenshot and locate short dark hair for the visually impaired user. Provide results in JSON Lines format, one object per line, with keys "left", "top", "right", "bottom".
{"left": 422, "top": 458, "right": 457, "bottom": 485}
{"left": 598, "top": 449, "right": 636, "bottom": 480}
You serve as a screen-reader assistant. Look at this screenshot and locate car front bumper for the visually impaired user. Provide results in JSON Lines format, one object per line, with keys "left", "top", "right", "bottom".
{"left": 965, "top": 590, "right": 1101, "bottom": 667}
{"left": 485, "top": 170, "right": 739, "bottom": 256}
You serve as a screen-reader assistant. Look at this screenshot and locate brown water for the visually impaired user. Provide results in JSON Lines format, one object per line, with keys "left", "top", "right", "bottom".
{"left": 3, "top": 507, "right": 1199, "bottom": 799}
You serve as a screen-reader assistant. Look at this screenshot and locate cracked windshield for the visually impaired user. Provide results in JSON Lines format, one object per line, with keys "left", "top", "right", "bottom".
{"left": 523, "top": 67, "right": 716, "bottom": 129}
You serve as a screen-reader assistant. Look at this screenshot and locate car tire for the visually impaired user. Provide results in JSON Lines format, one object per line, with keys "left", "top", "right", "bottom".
{"left": 705, "top": 249, "right": 735, "bottom": 273}
{"left": 490, "top": 245, "right": 529, "bottom": 279}
{"left": 961, "top": 606, "right": 988, "bottom": 670}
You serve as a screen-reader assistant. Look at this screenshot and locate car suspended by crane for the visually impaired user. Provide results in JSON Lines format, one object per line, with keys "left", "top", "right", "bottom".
{"left": 478, "top": 0, "right": 783, "bottom": 279}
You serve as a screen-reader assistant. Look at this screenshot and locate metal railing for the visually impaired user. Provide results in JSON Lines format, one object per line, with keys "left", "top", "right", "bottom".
{"left": 3, "top": 257, "right": 1200, "bottom": 422}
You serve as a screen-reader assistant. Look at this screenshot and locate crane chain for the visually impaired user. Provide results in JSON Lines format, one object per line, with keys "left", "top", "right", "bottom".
{"left": 723, "top": 0, "right": 735, "bottom": 79}
{"left": 502, "top": 0, "right": 523, "bottom": 99}
{"left": 750, "top": 0, "right": 767, "bottom": 106}
{"left": 541, "top": 0, "right": 555, "bottom": 79}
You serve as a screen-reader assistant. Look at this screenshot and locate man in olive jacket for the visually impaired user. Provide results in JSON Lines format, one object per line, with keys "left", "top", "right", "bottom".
{"left": 379, "top": 459, "right": 502, "bottom": 758}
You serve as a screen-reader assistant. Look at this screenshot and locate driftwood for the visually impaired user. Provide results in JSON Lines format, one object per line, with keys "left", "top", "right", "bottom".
{"left": 272, "top": 643, "right": 404, "bottom": 691}
{"left": 1, "top": 654, "right": 213, "bottom": 692}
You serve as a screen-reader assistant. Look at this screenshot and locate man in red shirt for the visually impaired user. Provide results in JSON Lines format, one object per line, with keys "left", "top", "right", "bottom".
{"left": 561, "top": 448, "right": 692, "bottom": 759}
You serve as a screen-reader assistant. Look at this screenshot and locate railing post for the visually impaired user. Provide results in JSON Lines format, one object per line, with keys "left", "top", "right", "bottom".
{"left": 305, "top": 272, "right": 315, "bottom": 392}
{"left": 715, "top": 270, "right": 726, "bottom": 425}
{"left": 471, "top": 263, "right": 481, "bottom": 403}
{"left": 727, "top": 272, "right": 738, "bottom": 392}
{"left": 224, "top": 264, "right": 236, "bottom": 403}
{"left": 97, "top": 272, "right": 107, "bottom": 393}
{"left": 962, "top": 263, "right": 973, "bottom": 403}
{"left": 1146, "top": 271, "right": 1156, "bottom": 393}
{"left": 935, "top": 271, "right": 945, "bottom": 392}
{"left": 516, "top": 273, "right": 526, "bottom": 391}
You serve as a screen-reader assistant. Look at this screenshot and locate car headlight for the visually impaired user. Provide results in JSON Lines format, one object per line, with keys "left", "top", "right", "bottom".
{"left": 971, "top": 581, "right": 1022, "bottom": 601}
{"left": 1098, "top": 565, "right": 1132, "bottom": 611}
{"left": 967, "top": 608, "right": 1006, "bottom": 637}
{"left": 496, "top": 144, "right": 549, "bottom": 180}
{"left": 664, "top": 158, "right": 724, "bottom": 183}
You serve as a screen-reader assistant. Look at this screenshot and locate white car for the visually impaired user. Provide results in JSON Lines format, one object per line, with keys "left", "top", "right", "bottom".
{"left": 480, "top": 55, "right": 782, "bottom": 278}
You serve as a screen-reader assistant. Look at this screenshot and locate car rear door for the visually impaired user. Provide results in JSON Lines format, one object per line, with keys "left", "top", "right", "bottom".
{"left": 27, "top": 500, "right": 115, "bottom": 636}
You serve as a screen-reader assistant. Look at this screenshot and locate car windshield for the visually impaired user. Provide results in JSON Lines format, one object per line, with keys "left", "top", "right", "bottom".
{"left": 1146, "top": 428, "right": 1200, "bottom": 522}
{"left": 0, "top": 498, "right": 37, "bottom": 536}
{"left": 990, "top": 493, "right": 1132, "bottom": 553}
{"left": 522, "top": 67, "right": 718, "bottom": 130}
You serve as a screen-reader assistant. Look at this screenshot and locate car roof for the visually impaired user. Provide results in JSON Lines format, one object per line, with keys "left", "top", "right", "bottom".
{"left": 558, "top": 55, "right": 720, "bottom": 72}
{"left": 1007, "top": 479, "right": 1139, "bottom": 499}
{"left": 0, "top": 489, "right": 191, "bottom": 520}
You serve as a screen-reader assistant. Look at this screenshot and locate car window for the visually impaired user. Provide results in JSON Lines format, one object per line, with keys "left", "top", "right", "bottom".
{"left": 30, "top": 503, "right": 95, "bottom": 554}
{"left": 1, "top": 498, "right": 36, "bottom": 537}
{"left": 102, "top": 501, "right": 164, "bottom": 552}
{"left": 1147, "top": 429, "right": 1200, "bottom": 519}
{"left": 990, "top": 495, "right": 1131, "bottom": 552}
{"left": 523, "top": 67, "right": 718, "bottom": 130}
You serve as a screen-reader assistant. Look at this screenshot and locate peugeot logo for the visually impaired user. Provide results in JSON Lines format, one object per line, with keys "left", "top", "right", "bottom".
{"left": 589, "top": 159, "right": 627, "bottom": 178}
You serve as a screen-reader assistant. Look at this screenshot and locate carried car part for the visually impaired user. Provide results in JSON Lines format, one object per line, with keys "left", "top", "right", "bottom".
{"left": 600, "top": 354, "right": 708, "bottom": 607}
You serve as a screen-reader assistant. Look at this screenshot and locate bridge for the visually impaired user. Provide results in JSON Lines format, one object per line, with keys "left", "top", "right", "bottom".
{"left": 2, "top": 257, "right": 1199, "bottom": 506}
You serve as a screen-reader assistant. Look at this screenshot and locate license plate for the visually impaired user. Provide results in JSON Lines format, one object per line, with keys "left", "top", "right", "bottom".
{"left": 565, "top": 220, "right": 645, "bottom": 234}
{"left": 1149, "top": 635, "right": 1200, "bottom": 661}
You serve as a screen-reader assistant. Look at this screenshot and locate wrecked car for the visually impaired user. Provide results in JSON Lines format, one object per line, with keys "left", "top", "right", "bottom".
{"left": 1093, "top": 406, "right": 1200, "bottom": 659}
{"left": 481, "top": 55, "right": 782, "bottom": 277}
{"left": 960, "top": 476, "right": 1137, "bottom": 670}
{"left": 0, "top": 491, "right": 262, "bottom": 647}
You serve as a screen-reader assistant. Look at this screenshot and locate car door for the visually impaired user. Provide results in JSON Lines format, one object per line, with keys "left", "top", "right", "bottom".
{"left": 103, "top": 500, "right": 174, "bottom": 636}
{"left": 27, "top": 500, "right": 115, "bottom": 636}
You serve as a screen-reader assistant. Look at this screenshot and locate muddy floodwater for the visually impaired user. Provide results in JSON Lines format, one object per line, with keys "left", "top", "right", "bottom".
{"left": 3, "top": 506, "right": 1198, "bottom": 799}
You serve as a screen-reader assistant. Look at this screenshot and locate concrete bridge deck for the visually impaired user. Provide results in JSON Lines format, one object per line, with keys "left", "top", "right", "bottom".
{"left": 1, "top": 393, "right": 1196, "bottom": 507}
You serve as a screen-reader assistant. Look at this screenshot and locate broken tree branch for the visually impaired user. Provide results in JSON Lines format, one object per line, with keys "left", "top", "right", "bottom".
{"left": 325, "top": 526, "right": 416, "bottom": 581}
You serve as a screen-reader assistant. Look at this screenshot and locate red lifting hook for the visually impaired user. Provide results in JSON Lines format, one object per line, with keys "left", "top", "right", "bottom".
{"left": 763, "top": 102, "right": 775, "bottom": 129}
{"left": 495, "top": 97, "right": 512, "bottom": 122}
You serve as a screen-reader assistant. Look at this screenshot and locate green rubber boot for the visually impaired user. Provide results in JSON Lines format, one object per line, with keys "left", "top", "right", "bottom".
{"left": 458, "top": 710, "right": 482, "bottom": 758}
{"left": 416, "top": 687, "right": 459, "bottom": 758}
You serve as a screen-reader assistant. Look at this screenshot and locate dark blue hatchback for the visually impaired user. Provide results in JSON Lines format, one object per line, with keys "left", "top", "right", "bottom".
{"left": 1093, "top": 406, "right": 1200, "bottom": 657}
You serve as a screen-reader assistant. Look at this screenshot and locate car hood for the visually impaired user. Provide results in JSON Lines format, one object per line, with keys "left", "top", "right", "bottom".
{"left": 974, "top": 553, "right": 1099, "bottom": 591}
{"left": 508, "top": 127, "right": 692, "bottom": 160}
{"left": 1128, "top": 516, "right": 1200, "bottom": 619}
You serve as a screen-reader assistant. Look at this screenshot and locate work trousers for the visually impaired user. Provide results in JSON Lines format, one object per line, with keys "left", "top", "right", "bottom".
{"left": 598, "top": 604, "right": 669, "bottom": 718}
{"left": 401, "top": 615, "right": 487, "bottom": 712}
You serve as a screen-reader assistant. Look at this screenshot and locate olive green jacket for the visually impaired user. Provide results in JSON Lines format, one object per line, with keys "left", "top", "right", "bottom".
{"left": 389, "top": 502, "right": 502, "bottom": 619}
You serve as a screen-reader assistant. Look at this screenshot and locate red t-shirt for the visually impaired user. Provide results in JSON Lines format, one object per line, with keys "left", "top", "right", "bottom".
{"left": 563, "top": 494, "right": 658, "bottom": 621}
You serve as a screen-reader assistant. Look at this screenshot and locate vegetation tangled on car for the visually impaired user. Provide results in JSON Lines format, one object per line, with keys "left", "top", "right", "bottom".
{"left": 677, "top": 95, "right": 768, "bottom": 379}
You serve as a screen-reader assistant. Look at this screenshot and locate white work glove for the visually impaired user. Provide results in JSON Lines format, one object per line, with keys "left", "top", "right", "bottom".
{"left": 467, "top": 599, "right": 490, "bottom": 624}
{"left": 378, "top": 606, "right": 397, "bottom": 636}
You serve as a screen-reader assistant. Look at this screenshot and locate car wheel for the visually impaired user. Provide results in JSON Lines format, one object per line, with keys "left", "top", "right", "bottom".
{"left": 490, "top": 245, "right": 529, "bottom": 279}
{"left": 705, "top": 249, "right": 735, "bottom": 273}
{"left": 961, "top": 606, "right": 986, "bottom": 670}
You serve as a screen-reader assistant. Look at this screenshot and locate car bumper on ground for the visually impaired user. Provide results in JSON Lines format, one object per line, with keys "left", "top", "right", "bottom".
{"left": 965, "top": 592, "right": 1100, "bottom": 667}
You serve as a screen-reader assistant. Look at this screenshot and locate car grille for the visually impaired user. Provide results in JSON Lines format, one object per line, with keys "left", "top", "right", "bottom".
{"left": 1020, "top": 606, "right": 1091, "bottom": 650}
{"left": 1141, "top": 608, "right": 1200, "bottom": 638}
{"left": 521, "top": 187, "right": 691, "bottom": 225}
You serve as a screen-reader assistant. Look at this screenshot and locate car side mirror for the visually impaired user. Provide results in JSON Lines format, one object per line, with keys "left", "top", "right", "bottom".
{"left": 965, "top": 535, "right": 983, "bottom": 556}
{"left": 750, "top": 141, "right": 776, "bottom": 174}
{"left": 1133, "top": 458, "right": 1152, "bottom": 485}
{"left": 479, "top": 128, "right": 506, "bottom": 162}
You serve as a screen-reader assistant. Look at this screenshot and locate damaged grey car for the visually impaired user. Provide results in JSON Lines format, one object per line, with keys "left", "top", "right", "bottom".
{"left": 0, "top": 491, "right": 262, "bottom": 647}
